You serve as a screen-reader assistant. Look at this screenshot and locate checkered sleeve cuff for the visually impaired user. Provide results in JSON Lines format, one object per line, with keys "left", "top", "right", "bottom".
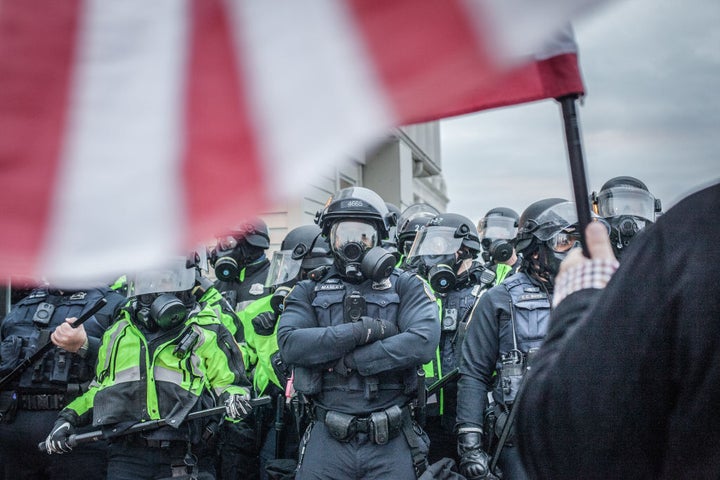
{"left": 553, "top": 258, "right": 619, "bottom": 307}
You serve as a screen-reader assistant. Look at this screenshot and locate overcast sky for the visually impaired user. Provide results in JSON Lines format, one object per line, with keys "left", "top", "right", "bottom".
{"left": 440, "top": 0, "right": 719, "bottom": 224}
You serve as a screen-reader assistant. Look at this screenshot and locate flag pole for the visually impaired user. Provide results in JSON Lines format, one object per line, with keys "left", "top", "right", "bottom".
{"left": 557, "top": 94, "right": 591, "bottom": 257}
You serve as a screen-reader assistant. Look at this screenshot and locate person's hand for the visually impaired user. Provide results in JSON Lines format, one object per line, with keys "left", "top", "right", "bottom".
{"left": 224, "top": 393, "right": 252, "bottom": 420}
{"left": 558, "top": 222, "right": 616, "bottom": 276}
{"left": 45, "top": 418, "right": 75, "bottom": 454}
{"left": 351, "top": 316, "right": 398, "bottom": 345}
{"left": 51, "top": 318, "right": 87, "bottom": 353}
{"left": 330, "top": 354, "right": 356, "bottom": 376}
{"left": 251, "top": 311, "right": 277, "bottom": 336}
{"left": 457, "top": 429, "right": 501, "bottom": 480}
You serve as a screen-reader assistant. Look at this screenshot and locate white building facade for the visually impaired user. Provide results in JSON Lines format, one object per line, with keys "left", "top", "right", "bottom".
{"left": 262, "top": 121, "right": 448, "bottom": 250}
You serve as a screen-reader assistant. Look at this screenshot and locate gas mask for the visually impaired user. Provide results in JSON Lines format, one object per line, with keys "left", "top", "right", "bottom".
{"left": 481, "top": 238, "right": 514, "bottom": 264}
{"left": 479, "top": 214, "right": 518, "bottom": 264}
{"left": 127, "top": 258, "right": 197, "bottom": 331}
{"left": 213, "top": 235, "right": 261, "bottom": 282}
{"left": 529, "top": 231, "right": 582, "bottom": 287}
{"left": 405, "top": 226, "right": 469, "bottom": 293}
{"left": 330, "top": 221, "right": 394, "bottom": 281}
{"left": 607, "top": 216, "right": 647, "bottom": 257}
{"left": 134, "top": 293, "right": 188, "bottom": 332}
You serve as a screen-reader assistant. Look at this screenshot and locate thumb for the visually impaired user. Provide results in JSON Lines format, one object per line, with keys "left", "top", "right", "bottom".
{"left": 585, "top": 222, "right": 615, "bottom": 260}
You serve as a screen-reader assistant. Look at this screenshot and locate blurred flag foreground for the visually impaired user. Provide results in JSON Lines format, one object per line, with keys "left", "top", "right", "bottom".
{"left": 0, "top": 0, "right": 604, "bottom": 285}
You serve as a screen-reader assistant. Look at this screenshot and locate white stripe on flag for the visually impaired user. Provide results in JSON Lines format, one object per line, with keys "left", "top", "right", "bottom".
{"left": 42, "top": 0, "right": 189, "bottom": 285}
{"left": 464, "top": 0, "right": 595, "bottom": 61}
{"left": 227, "top": 0, "right": 395, "bottom": 199}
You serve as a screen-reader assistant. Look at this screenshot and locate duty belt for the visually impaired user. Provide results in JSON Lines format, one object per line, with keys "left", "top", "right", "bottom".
{"left": 313, "top": 404, "right": 410, "bottom": 444}
{"left": 19, "top": 393, "right": 66, "bottom": 411}
{"left": 121, "top": 434, "right": 189, "bottom": 450}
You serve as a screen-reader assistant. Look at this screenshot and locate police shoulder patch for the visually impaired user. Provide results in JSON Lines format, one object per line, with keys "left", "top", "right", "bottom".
{"left": 371, "top": 278, "right": 392, "bottom": 290}
{"left": 249, "top": 283, "right": 265, "bottom": 295}
{"left": 419, "top": 277, "right": 436, "bottom": 302}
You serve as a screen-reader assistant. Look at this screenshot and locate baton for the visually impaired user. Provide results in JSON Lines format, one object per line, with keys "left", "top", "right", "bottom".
{"left": 39, "top": 395, "right": 271, "bottom": 452}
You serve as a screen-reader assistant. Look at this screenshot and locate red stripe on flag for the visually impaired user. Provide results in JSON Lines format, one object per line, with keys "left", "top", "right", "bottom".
{"left": 438, "top": 52, "right": 585, "bottom": 119}
{"left": 350, "top": 1, "right": 584, "bottom": 123}
{"left": 184, "top": 0, "right": 267, "bottom": 242}
{"left": 0, "top": 0, "right": 81, "bottom": 277}
{"left": 348, "top": 0, "right": 495, "bottom": 124}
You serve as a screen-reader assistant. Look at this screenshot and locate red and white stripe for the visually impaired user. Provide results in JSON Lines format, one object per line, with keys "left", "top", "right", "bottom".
{"left": 0, "top": 0, "right": 601, "bottom": 285}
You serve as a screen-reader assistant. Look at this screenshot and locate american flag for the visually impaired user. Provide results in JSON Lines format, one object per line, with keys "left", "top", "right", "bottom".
{"left": 0, "top": 0, "right": 602, "bottom": 285}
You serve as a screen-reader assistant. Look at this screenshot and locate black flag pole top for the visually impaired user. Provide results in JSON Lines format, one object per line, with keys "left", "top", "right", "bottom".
{"left": 558, "top": 94, "right": 591, "bottom": 257}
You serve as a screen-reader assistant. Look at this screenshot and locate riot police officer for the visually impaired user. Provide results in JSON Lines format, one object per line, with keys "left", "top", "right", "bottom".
{"left": 395, "top": 203, "right": 439, "bottom": 268}
{"left": 455, "top": 199, "right": 593, "bottom": 480}
{"left": 277, "top": 187, "right": 440, "bottom": 479}
{"left": 233, "top": 224, "right": 334, "bottom": 480}
{"left": 211, "top": 218, "right": 273, "bottom": 478}
{"left": 591, "top": 176, "right": 662, "bottom": 259}
{"left": 0, "top": 283, "right": 124, "bottom": 479}
{"left": 212, "top": 218, "right": 272, "bottom": 317}
{"left": 404, "top": 213, "right": 490, "bottom": 464}
{"left": 43, "top": 255, "right": 253, "bottom": 480}
{"left": 478, "top": 207, "right": 521, "bottom": 285}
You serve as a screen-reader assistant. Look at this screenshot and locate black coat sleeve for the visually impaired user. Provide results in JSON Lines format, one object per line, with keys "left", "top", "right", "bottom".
{"left": 455, "top": 285, "right": 510, "bottom": 429}
{"left": 276, "top": 281, "right": 361, "bottom": 367}
{"left": 351, "top": 272, "right": 439, "bottom": 376}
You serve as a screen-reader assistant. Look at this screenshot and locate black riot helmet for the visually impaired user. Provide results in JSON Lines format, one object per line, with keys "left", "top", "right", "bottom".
{"left": 315, "top": 187, "right": 396, "bottom": 239}
{"left": 396, "top": 203, "right": 440, "bottom": 257}
{"left": 478, "top": 207, "right": 519, "bottom": 264}
{"left": 266, "top": 224, "right": 333, "bottom": 289}
{"left": 212, "top": 218, "right": 271, "bottom": 281}
{"left": 592, "top": 176, "right": 662, "bottom": 258}
{"left": 266, "top": 224, "right": 333, "bottom": 314}
{"left": 382, "top": 202, "right": 402, "bottom": 261}
{"left": 516, "top": 199, "right": 582, "bottom": 287}
{"left": 405, "top": 213, "right": 480, "bottom": 293}
{"left": 315, "top": 187, "right": 397, "bottom": 282}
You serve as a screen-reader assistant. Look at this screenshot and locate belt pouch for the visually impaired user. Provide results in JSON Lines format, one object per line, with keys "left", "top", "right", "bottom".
{"left": 386, "top": 405, "right": 404, "bottom": 440}
{"left": 370, "top": 411, "right": 389, "bottom": 445}
{"left": 324, "top": 410, "right": 355, "bottom": 442}
{"left": 0, "top": 391, "right": 17, "bottom": 423}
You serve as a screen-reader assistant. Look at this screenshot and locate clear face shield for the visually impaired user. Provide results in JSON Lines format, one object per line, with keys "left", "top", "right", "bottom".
{"left": 126, "top": 257, "right": 197, "bottom": 297}
{"left": 532, "top": 202, "right": 580, "bottom": 242}
{"left": 596, "top": 186, "right": 657, "bottom": 221}
{"left": 265, "top": 250, "right": 303, "bottom": 288}
{"left": 479, "top": 216, "right": 518, "bottom": 241}
{"left": 406, "top": 226, "right": 465, "bottom": 267}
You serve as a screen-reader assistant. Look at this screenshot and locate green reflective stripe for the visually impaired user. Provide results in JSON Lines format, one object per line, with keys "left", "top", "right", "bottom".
{"left": 154, "top": 366, "right": 184, "bottom": 386}
{"left": 239, "top": 267, "right": 246, "bottom": 282}
{"left": 99, "top": 319, "right": 130, "bottom": 375}
{"left": 236, "top": 300, "right": 253, "bottom": 312}
{"left": 110, "top": 275, "right": 127, "bottom": 291}
{"left": 114, "top": 366, "right": 141, "bottom": 383}
{"left": 495, "top": 264, "right": 512, "bottom": 285}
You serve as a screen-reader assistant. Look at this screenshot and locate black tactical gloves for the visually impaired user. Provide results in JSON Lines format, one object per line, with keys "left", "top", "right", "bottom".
{"left": 224, "top": 393, "right": 253, "bottom": 420}
{"left": 251, "top": 311, "right": 277, "bottom": 336}
{"left": 457, "top": 428, "right": 501, "bottom": 480}
{"left": 45, "top": 413, "right": 78, "bottom": 454}
{"left": 351, "top": 316, "right": 398, "bottom": 345}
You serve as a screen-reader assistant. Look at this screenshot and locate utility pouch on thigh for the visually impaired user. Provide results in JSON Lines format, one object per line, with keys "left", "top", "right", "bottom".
{"left": 0, "top": 336, "right": 23, "bottom": 374}
{"left": 293, "top": 367, "right": 322, "bottom": 395}
{"left": 0, "top": 390, "right": 18, "bottom": 424}
{"left": 324, "top": 410, "right": 356, "bottom": 442}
